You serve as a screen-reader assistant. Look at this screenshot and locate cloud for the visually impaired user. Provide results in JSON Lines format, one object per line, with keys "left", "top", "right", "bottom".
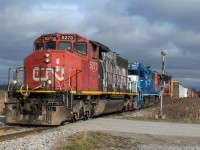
{"left": 0, "top": 0, "right": 199, "bottom": 90}
{"left": 126, "top": 0, "right": 200, "bottom": 30}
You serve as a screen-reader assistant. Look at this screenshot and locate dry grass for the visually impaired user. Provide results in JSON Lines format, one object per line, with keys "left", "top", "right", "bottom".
{"left": 55, "top": 131, "right": 139, "bottom": 150}
{"left": 162, "top": 97, "right": 200, "bottom": 123}
{"left": 0, "top": 90, "right": 5, "bottom": 114}
{"left": 121, "top": 97, "right": 200, "bottom": 124}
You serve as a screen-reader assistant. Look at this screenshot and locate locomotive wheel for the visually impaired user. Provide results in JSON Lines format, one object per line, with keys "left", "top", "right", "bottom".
{"left": 71, "top": 115, "right": 77, "bottom": 123}
{"left": 121, "top": 106, "right": 126, "bottom": 113}
{"left": 141, "top": 100, "right": 145, "bottom": 108}
{"left": 83, "top": 113, "right": 89, "bottom": 121}
{"left": 145, "top": 97, "right": 150, "bottom": 107}
{"left": 142, "top": 97, "right": 149, "bottom": 108}
{"left": 156, "top": 96, "right": 159, "bottom": 103}
{"left": 127, "top": 103, "right": 131, "bottom": 111}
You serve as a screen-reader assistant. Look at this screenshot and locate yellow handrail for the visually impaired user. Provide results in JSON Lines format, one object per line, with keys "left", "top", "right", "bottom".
{"left": 32, "top": 85, "right": 43, "bottom": 90}
{"left": 20, "top": 84, "right": 29, "bottom": 98}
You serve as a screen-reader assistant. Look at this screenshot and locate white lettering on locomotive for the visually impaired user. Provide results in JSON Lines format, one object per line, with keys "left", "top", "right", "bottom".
{"left": 44, "top": 36, "right": 52, "bottom": 41}
{"left": 56, "top": 58, "right": 60, "bottom": 65}
{"left": 90, "top": 61, "right": 98, "bottom": 70}
{"left": 60, "top": 35, "right": 74, "bottom": 40}
{"left": 33, "top": 67, "right": 64, "bottom": 81}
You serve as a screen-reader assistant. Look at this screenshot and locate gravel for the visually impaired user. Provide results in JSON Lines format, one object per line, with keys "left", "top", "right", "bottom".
{"left": 0, "top": 125, "right": 81, "bottom": 150}
{"left": 0, "top": 115, "right": 82, "bottom": 150}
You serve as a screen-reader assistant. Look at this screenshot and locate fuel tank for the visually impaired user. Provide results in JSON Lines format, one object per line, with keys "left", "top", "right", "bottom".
{"left": 93, "top": 99, "right": 124, "bottom": 116}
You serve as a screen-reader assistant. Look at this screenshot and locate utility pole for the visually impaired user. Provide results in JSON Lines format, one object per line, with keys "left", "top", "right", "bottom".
{"left": 156, "top": 50, "right": 166, "bottom": 119}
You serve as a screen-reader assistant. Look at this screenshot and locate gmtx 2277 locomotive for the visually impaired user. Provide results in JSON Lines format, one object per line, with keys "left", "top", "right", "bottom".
{"left": 5, "top": 33, "right": 159, "bottom": 125}
{"left": 128, "top": 63, "right": 160, "bottom": 109}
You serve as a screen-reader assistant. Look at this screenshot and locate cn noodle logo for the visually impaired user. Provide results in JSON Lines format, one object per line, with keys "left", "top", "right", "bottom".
{"left": 33, "top": 67, "right": 64, "bottom": 81}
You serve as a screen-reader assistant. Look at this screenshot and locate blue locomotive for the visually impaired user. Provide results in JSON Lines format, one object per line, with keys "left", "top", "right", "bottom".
{"left": 128, "top": 62, "right": 160, "bottom": 109}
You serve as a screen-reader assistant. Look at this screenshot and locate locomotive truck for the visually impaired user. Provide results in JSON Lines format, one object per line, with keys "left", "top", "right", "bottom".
{"left": 5, "top": 33, "right": 139, "bottom": 125}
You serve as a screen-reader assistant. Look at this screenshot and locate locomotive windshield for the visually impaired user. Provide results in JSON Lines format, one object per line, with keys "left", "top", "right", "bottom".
{"left": 128, "top": 70, "right": 138, "bottom": 75}
{"left": 35, "top": 43, "right": 44, "bottom": 50}
{"left": 46, "top": 42, "right": 56, "bottom": 49}
{"left": 35, "top": 42, "right": 86, "bottom": 54}
{"left": 58, "top": 42, "right": 72, "bottom": 50}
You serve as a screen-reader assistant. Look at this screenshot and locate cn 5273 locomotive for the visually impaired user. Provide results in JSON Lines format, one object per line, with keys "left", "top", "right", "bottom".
{"left": 5, "top": 33, "right": 159, "bottom": 125}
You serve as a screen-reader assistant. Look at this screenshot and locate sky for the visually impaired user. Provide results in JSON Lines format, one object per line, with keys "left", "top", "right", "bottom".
{"left": 0, "top": 0, "right": 200, "bottom": 90}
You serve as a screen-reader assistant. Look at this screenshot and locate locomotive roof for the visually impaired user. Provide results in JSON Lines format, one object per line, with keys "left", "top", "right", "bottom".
{"left": 90, "top": 41, "right": 109, "bottom": 52}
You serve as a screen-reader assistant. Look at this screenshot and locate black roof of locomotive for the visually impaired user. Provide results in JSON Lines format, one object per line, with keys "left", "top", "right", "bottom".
{"left": 90, "top": 41, "right": 109, "bottom": 52}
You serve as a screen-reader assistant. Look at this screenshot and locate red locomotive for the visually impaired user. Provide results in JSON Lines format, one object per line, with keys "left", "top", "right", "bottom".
{"left": 5, "top": 33, "right": 136, "bottom": 125}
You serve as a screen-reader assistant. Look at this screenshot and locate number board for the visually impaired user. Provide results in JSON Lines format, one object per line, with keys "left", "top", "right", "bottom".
{"left": 60, "top": 35, "right": 74, "bottom": 40}
{"left": 44, "top": 36, "right": 53, "bottom": 41}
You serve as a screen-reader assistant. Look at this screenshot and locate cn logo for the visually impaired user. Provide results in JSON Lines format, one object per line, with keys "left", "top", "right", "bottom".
{"left": 33, "top": 67, "right": 64, "bottom": 81}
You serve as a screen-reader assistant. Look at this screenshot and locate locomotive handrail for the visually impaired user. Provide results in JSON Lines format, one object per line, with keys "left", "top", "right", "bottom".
{"left": 32, "top": 85, "right": 43, "bottom": 90}
{"left": 68, "top": 68, "right": 82, "bottom": 92}
{"left": 7, "top": 67, "right": 24, "bottom": 91}
{"left": 20, "top": 84, "right": 29, "bottom": 98}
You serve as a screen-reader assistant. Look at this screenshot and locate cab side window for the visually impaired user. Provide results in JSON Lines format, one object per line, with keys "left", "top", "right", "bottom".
{"left": 91, "top": 44, "right": 97, "bottom": 59}
{"left": 140, "top": 71, "right": 144, "bottom": 78}
{"left": 74, "top": 42, "right": 87, "bottom": 55}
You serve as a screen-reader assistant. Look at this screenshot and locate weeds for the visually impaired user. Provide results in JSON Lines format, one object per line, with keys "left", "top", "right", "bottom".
{"left": 0, "top": 90, "right": 5, "bottom": 114}
{"left": 162, "top": 97, "right": 200, "bottom": 123}
{"left": 128, "top": 97, "right": 200, "bottom": 123}
{"left": 56, "top": 131, "right": 137, "bottom": 150}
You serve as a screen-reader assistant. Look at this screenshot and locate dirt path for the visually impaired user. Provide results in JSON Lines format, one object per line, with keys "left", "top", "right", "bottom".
{"left": 68, "top": 118, "right": 200, "bottom": 137}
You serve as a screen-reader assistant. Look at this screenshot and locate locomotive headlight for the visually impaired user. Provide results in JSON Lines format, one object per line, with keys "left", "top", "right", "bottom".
{"left": 45, "top": 53, "right": 50, "bottom": 58}
{"left": 45, "top": 58, "right": 50, "bottom": 63}
{"left": 12, "top": 80, "right": 17, "bottom": 85}
{"left": 47, "top": 79, "right": 52, "bottom": 85}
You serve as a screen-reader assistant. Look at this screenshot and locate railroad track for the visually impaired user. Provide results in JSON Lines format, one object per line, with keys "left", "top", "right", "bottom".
{"left": 0, "top": 125, "right": 17, "bottom": 132}
{"left": 0, "top": 127, "right": 52, "bottom": 142}
{"left": 0, "top": 113, "right": 124, "bottom": 142}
